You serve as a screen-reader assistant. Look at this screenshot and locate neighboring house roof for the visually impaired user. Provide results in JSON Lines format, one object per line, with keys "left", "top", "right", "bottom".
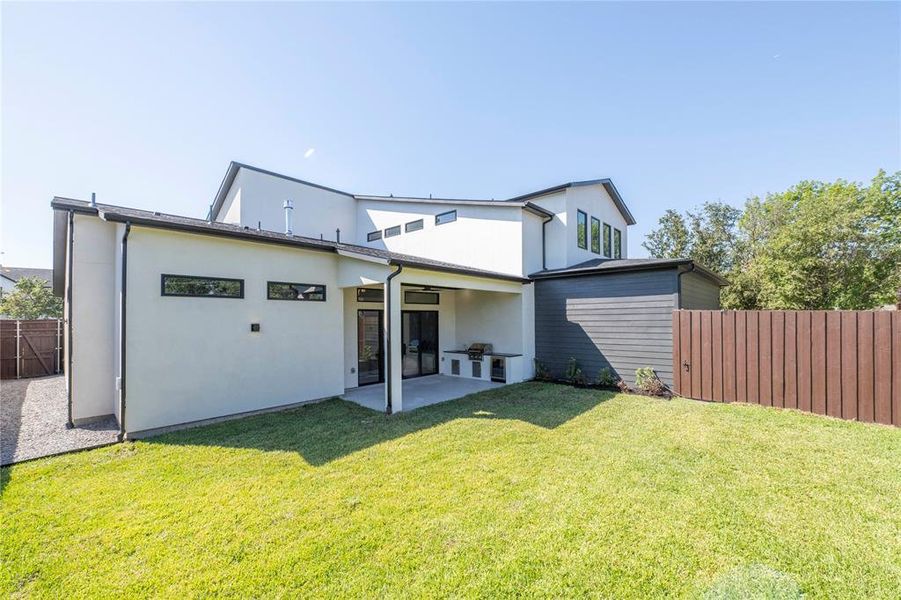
{"left": 209, "top": 161, "right": 626, "bottom": 224}
{"left": 506, "top": 179, "right": 636, "bottom": 226}
{"left": 51, "top": 197, "right": 530, "bottom": 285}
{"left": 529, "top": 257, "right": 728, "bottom": 286}
{"left": 0, "top": 265, "right": 53, "bottom": 286}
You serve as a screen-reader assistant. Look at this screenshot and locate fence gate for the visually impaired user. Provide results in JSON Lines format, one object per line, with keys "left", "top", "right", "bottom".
{"left": 672, "top": 310, "right": 901, "bottom": 427}
{"left": 0, "top": 319, "right": 63, "bottom": 380}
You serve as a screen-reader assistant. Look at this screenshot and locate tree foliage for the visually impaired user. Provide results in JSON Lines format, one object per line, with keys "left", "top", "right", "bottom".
{"left": 643, "top": 171, "right": 901, "bottom": 310}
{"left": 0, "top": 277, "right": 63, "bottom": 319}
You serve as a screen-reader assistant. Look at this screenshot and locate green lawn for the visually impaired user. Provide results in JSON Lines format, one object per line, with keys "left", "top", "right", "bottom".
{"left": 2, "top": 384, "right": 899, "bottom": 598}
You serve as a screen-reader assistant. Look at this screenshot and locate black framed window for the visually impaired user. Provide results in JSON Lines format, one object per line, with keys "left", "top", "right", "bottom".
{"left": 161, "top": 274, "right": 243, "bottom": 298}
{"left": 405, "top": 219, "right": 424, "bottom": 233}
{"left": 613, "top": 228, "right": 622, "bottom": 259}
{"left": 405, "top": 291, "right": 439, "bottom": 305}
{"left": 385, "top": 225, "right": 401, "bottom": 238}
{"left": 357, "top": 287, "right": 384, "bottom": 303}
{"left": 603, "top": 223, "right": 612, "bottom": 257}
{"left": 576, "top": 210, "right": 587, "bottom": 249}
{"left": 267, "top": 281, "right": 326, "bottom": 301}
{"left": 590, "top": 217, "right": 601, "bottom": 254}
{"left": 435, "top": 210, "right": 456, "bottom": 225}
{"left": 367, "top": 230, "right": 382, "bottom": 242}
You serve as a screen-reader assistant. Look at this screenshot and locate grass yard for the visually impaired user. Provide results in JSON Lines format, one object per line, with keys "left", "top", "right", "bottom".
{"left": 2, "top": 383, "right": 900, "bottom": 598}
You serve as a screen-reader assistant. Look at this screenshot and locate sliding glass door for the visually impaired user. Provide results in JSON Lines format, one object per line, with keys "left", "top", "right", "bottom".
{"left": 401, "top": 311, "right": 438, "bottom": 379}
{"left": 357, "top": 310, "right": 383, "bottom": 386}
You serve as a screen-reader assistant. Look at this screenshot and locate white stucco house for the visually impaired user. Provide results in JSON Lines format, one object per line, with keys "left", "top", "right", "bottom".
{"left": 51, "top": 162, "right": 724, "bottom": 438}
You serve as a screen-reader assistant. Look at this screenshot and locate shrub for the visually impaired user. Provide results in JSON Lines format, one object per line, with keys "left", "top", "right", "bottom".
{"left": 596, "top": 367, "right": 616, "bottom": 387}
{"left": 534, "top": 359, "right": 552, "bottom": 381}
{"left": 565, "top": 357, "right": 584, "bottom": 385}
{"left": 635, "top": 367, "right": 667, "bottom": 396}
{"left": 616, "top": 379, "right": 630, "bottom": 393}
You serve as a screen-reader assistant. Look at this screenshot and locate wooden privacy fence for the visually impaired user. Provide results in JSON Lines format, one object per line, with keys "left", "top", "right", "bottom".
{"left": 0, "top": 319, "right": 63, "bottom": 380}
{"left": 672, "top": 310, "right": 901, "bottom": 426}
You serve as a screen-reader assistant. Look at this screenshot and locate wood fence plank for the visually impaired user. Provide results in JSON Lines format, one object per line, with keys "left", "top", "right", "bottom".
{"left": 874, "top": 312, "right": 892, "bottom": 425}
{"left": 736, "top": 312, "right": 747, "bottom": 403}
{"left": 672, "top": 312, "right": 681, "bottom": 396}
{"left": 856, "top": 312, "right": 874, "bottom": 423}
{"left": 680, "top": 311, "right": 692, "bottom": 396}
{"left": 841, "top": 312, "right": 858, "bottom": 421}
{"left": 712, "top": 312, "right": 723, "bottom": 402}
{"left": 701, "top": 311, "right": 713, "bottom": 401}
{"left": 826, "top": 312, "right": 843, "bottom": 418}
{"left": 772, "top": 311, "right": 785, "bottom": 408}
{"left": 811, "top": 312, "right": 827, "bottom": 415}
{"left": 797, "top": 312, "right": 811, "bottom": 413}
{"left": 723, "top": 312, "right": 736, "bottom": 403}
{"left": 747, "top": 312, "right": 759, "bottom": 405}
{"left": 784, "top": 312, "right": 798, "bottom": 410}
{"left": 894, "top": 313, "right": 901, "bottom": 427}
{"left": 759, "top": 311, "right": 772, "bottom": 407}
{"left": 691, "top": 311, "right": 702, "bottom": 399}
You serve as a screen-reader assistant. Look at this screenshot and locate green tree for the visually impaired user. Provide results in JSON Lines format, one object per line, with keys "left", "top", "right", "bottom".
{"left": 644, "top": 171, "right": 901, "bottom": 310}
{"left": 0, "top": 276, "right": 63, "bottom": 319}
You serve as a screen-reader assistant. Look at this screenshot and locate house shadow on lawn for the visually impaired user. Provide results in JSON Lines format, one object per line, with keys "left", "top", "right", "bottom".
{"left": 143, "top": 382, "right": 614, "bottom": 466}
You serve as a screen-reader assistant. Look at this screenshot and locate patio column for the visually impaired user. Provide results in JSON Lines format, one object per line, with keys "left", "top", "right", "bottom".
{"left": 384, "top": 270, "right": 404, "bottom": 413}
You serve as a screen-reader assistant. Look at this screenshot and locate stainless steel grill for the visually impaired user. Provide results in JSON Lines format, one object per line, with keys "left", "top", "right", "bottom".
{"left": 467, "top": 343, "right": 493, "bottom": 361}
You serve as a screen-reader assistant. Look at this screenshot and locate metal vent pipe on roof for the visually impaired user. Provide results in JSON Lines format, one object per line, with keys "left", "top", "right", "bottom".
{"left": 284, "top": 200, "right": 294, "bottom": 236}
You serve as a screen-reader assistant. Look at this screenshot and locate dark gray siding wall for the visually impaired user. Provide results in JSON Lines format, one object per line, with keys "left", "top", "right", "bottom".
{"left": 679, "top": 271, "right": 721, "bottom": 309}
{"left": 534, "top": 269, "right": 678, "bottom": 386}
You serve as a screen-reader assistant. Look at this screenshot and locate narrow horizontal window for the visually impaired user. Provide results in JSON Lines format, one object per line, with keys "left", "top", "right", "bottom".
{"left": 590, "top": 217, "right": 601, "bottom": 254}
{"left": 161, "top": 274, "right": 243, "bottom": 298}
{"left": 613, "top": 228, "right": 622, "bottom": 259}
{"left": 405, "top": 291, "right": 439, "bottom": 305}
{"left": 367, "top": 230, "right": 382, "bottom": 242}
{"left": 576, "top": 210, "right": 587, "bottom": 249}
{"left": 603, "top": 223, "right": 612, "bottom": 258}
{"left": 385, "top": 225, "right": 401, "bottom": 238}
{"left": 357, "top": 287, "right": 384, "bottom": 303}
{"left": 435, "top": 210, "right": 457, "bottom": 226}
{"left": 268, "top": 281, "right": 326, "bottom": 301}
{"left": 405, "top": 219, "right": 424, "bottom": 233}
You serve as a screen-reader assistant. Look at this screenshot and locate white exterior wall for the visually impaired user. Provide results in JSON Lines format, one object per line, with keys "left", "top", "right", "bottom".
{"left": 529, "top": 192, "right": 568, "bottom": 270}
{"left": 357, "top": 199, "right": 525, "bottom": 276}
{"left": 218, "top": 169, "right": 243, "bottom": 224}
{"left": 522, "top": 212, "right": 545, "bottom": 275}
{"left": 69, "top": 214, "right": 118, "bottom": 422}
{"left": 123, "top": 227, "right": 345, "bottom": 433}
{"left": 226, "top": 168, "right": 357, "bottom": 242}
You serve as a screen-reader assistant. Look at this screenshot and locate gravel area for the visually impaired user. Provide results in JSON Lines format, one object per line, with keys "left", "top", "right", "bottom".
{"left": 1, "top": 375, "right": 118, "bottom": 466}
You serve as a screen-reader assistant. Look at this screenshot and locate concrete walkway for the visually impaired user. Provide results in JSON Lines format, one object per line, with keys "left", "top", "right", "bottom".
{"left": 1, "top": 375, "right": 118, "bottom": 466}
{"left": 342, "top": 374, "right": 503, "bottom": 412}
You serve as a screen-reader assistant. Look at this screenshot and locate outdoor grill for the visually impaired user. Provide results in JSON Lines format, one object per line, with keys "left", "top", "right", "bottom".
{"left": 467, "top": 343, "right": 493, "bottom": 361}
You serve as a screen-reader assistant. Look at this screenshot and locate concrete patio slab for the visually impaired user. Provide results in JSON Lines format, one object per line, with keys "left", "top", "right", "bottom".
{"left": 342, "top": 374, "right": 503, "bottom": 412}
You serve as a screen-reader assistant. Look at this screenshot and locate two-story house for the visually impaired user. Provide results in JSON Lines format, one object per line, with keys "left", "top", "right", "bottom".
{"left": 51, "top": 162, "right": 724, "bottom": 438}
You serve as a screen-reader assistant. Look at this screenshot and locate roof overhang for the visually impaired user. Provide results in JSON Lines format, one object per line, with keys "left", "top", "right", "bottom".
{"left": 507, "top": 179, "right": 636, "bottom": 225}
{"left": 530, "top": 258, "right": 728, "bottom": 286}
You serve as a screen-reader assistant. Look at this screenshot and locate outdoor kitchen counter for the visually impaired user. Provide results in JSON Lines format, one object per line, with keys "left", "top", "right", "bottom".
{"left": 443, "top": 350, "right": 523, "bottom": 357}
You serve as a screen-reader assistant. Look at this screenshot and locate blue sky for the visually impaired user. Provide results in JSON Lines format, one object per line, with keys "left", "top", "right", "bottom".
{"left": 3, "top": 2, "right": 898, "bottom": 267}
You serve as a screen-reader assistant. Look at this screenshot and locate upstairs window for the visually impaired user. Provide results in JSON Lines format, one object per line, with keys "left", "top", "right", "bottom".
{"left": 435, "top": 210, "right": 457, "bottom": 226}
{"left": 367, "top": 230, "right": 382, "bottom": 242}
{"left": 268, "top": 281, "right": 326, "bottom": 301}
{"left": 603, "top": 223, "right": 612, "bottom": 257}
{"left": 613, "top": 228, "right": 622, "bottom": 259}
{"left": 576, "top": 210, "right": 587, "bottom": 249}
{"left": 385, "top": 225, "right": 401, "bottom": 238}
{"left": 405, "top": 219, "right": 424, "bottom": 233}
{"left": 161, "top": 274, "right": 243, "bottom": 298}
{"left": 590, "top": 217, "right": 601, "bottom": 254}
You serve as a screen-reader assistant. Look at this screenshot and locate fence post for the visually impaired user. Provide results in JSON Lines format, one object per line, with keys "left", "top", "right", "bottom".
{"left": 56, "top": 318, "right": 62, "bottom": 374}
{"left": 15, "top": 319, "right": 21, "bottom": 379}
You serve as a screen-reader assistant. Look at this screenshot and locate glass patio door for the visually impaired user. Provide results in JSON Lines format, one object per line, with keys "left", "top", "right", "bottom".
{"left": 357, "top": 310, "right": 383, "bottom": 386}
{"left": 402, "top": 311, "right": 438, "bottom": 378}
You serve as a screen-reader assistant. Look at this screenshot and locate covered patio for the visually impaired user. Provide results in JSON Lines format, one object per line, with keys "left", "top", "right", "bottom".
{"left": 341, "top": 374, "right": 503, "bottom": 412}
